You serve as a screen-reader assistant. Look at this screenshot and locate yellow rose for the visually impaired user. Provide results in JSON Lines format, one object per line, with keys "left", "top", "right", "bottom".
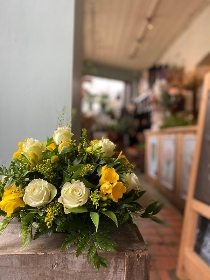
{"left": 46, "top": 143, "right": 57, "bottom": 152}
{"left": 58, "top": 141, "right": 69, "bottom": 153}
{"left": 99, "top": 166, "right": 119, "bottom": 185}
{"left": 0, "top": 185, "right": 25, "bottom": 216}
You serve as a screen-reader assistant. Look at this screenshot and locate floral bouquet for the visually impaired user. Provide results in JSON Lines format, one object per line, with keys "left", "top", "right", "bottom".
{"left": 0, "top": 126, "right": 162, "bottom": 269}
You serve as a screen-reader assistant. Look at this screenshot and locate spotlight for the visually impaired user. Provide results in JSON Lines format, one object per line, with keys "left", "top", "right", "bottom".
{"left": 147, "top": 18, "right": 154, "bottom": 30}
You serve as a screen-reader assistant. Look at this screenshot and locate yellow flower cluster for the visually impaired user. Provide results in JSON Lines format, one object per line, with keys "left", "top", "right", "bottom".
{"left": 12, "top": 141, "right": 24, "bottom": 159}
{"left": 99, "top": 165, "right": 126, "bottom": 202}
{"left": 44, "top": 201, "right": 63, "bottom": 228}
{"left": 80, "top": 164, "right": 94, "bottom": 177}
{"left": 34, "top": 160, "right": 57, "bottom": 182}
{"left": 0, "top": 185, "right": 25, "bottom": 216}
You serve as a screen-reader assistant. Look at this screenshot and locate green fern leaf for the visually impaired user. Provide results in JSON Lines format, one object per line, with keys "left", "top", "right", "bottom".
{"left": 93, "top": 252, "right": 108, "bottom": 269}
{"left": 94, "top": 233, "right": 116, "bottom": 252}
{"left": 76, "top": 234, "right": 92, "bottom": 257}
{"left": 87, "top": 245, "right": 97, "bottom": 263}
{"left": 61, "top": 232, "right": 78, "bottom": 251}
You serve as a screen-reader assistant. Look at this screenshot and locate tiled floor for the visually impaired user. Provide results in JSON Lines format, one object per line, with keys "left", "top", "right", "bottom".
{"left": 136, "top": 173, "right": 183, "bottom": 280}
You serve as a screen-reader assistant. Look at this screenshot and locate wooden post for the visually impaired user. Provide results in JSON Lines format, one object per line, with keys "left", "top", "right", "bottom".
{"left": 176, "top": 72, "right": 210, "bottom": 280}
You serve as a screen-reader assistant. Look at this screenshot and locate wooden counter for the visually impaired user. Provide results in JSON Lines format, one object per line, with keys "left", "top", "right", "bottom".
{"left": 144, "top": 125, "right": 197, "bottom": 213}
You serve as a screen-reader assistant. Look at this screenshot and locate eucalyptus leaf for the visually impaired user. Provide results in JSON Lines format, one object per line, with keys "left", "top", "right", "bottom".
{"left": 68, "top": 206, "right": 88, "bottom": 213}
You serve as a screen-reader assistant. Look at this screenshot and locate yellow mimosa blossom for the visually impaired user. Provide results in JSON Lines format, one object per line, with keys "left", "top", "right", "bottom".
{"left": 51, "top": 155, "right": 59, "bottom": 163}
{"left": 91, "top": 140, "right": 99, "bottom": 144}
{"left": 58, "top": 141, "right": 69, "bottom": 152}
{"left": 111, "top": 182, "right": 126, "bottom": 202}
{"left": 99, "top": 166, "right": 119, "bottom": 185}
{"left": 18, "top": 142, "right": 23, "bottom": 149}
{"left": 86, "top": 146, "right": 92, "bottom": 153}
{"left": 46, "top": 143, "right": 57, "bottom": 152}
{"left": 0, "top": 185, "right": 25, "bottom": 217}
{"left": 12, "top": 151, "right": 21, "bottom": 159}
{"left": 12, "top": 141, "right": 23, "bottom": 159}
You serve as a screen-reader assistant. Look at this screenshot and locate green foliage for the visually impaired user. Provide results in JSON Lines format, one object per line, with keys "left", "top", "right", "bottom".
{"left": 0, "top": 216, "right": 12, "bottom": 234}
{"left": 102, "top": 211, "right": 118, "bottom": 227}
{"left": 160, "top": 114, "right": 193, "bottom": 129}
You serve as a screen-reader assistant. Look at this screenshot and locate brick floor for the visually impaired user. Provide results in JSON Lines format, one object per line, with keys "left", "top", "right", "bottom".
{"left": 136, "top": 173, "right": 182, "bottom": 280}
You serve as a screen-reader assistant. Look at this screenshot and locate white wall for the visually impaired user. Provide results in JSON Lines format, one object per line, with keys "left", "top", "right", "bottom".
{"left": 0, "top": 0, "right": 76, "bottom": 166}
{"left": 158, "top": 4, "right": 210, "bottom": 72}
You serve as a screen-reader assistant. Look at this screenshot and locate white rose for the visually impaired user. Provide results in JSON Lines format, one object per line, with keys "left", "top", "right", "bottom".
{"left": 98, "top": 138, "right": 116, "bottom": 157}
{"left": 53, "top": 126, "right": 73, "bottom": 145}
{"left": 124, "top": 172, "right": 141, "bottom": 192}
{"left": 23, "top": 179, "right": 57, "bottom": 207}
{"left": 22, "top": 138, "right": 45, "bottom": 161}
{"left": 58, "top": 180, "right": 90, "bottom": 213}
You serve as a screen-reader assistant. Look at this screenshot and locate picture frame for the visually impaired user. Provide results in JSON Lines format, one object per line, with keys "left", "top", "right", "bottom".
{"left": 147, "top": 136, "right": 159, "bottom": 179}
{"left": 180, "top": 135, "right": 197, "bottom": 199}
{"left": 160, "top": 135, "right": 176, "bottom": 190}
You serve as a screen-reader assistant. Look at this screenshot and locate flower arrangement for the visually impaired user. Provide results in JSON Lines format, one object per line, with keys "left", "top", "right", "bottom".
{"left": 0, "top": 125, "right": 162, "bottom": 269}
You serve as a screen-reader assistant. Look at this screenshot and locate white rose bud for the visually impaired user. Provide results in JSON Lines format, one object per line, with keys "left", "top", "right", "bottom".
{"left": 23, "top": 179, "right": 57, "bottom": 207}
{"left": 98, "top": 138, "right": 116, "bottom": 157}
{"left": 58, "top": 180, "right": 90, "bottom": 213}
{"left": 53, "top": 126, "right": 73, "bottom": 145}
{"left": 22, "top": 138, "right": 45, "bottom": 161}
{"left": 124, "top": 172, "right": 141, "bottom": 192}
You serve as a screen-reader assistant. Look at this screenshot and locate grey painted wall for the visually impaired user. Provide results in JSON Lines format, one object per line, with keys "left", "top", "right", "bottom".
{"left": 0, "top": 0, "right": 79, "bottom": 166}
{"left": 72, "top": 0, "right": 84, "bottom": 141}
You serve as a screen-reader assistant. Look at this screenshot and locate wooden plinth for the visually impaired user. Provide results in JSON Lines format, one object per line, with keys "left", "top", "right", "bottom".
{"left": 0, "top": 220, "right": 149, "bottom": 280}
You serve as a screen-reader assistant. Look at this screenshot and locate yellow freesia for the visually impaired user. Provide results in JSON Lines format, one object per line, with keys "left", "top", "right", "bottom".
{"left": 115, "top": 151, "right": 130, "bottom": 165}
{"left": 58, "top": 141, "right": 69, "bottom": 153}
{"left": 100, "top": 182, "right": 113, "bottom": 196}
{"left": 46, "top": 143, "right": 57, "bottom": 152}
{"left": 99, "top": 166, "right": 119, "bottom": 185}
{"left": 111, "top": 182, "right": 126, "bottom": 202}
{"left": 0, "top": 185, "right": 25, "bottom": 217}
{"left": 100, "top": 181, "right": 126, "bottom": 202}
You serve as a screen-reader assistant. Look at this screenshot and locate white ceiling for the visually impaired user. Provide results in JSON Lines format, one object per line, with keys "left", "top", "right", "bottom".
{"left": 84, "top": 0, "right": 208, "bottom": 72}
